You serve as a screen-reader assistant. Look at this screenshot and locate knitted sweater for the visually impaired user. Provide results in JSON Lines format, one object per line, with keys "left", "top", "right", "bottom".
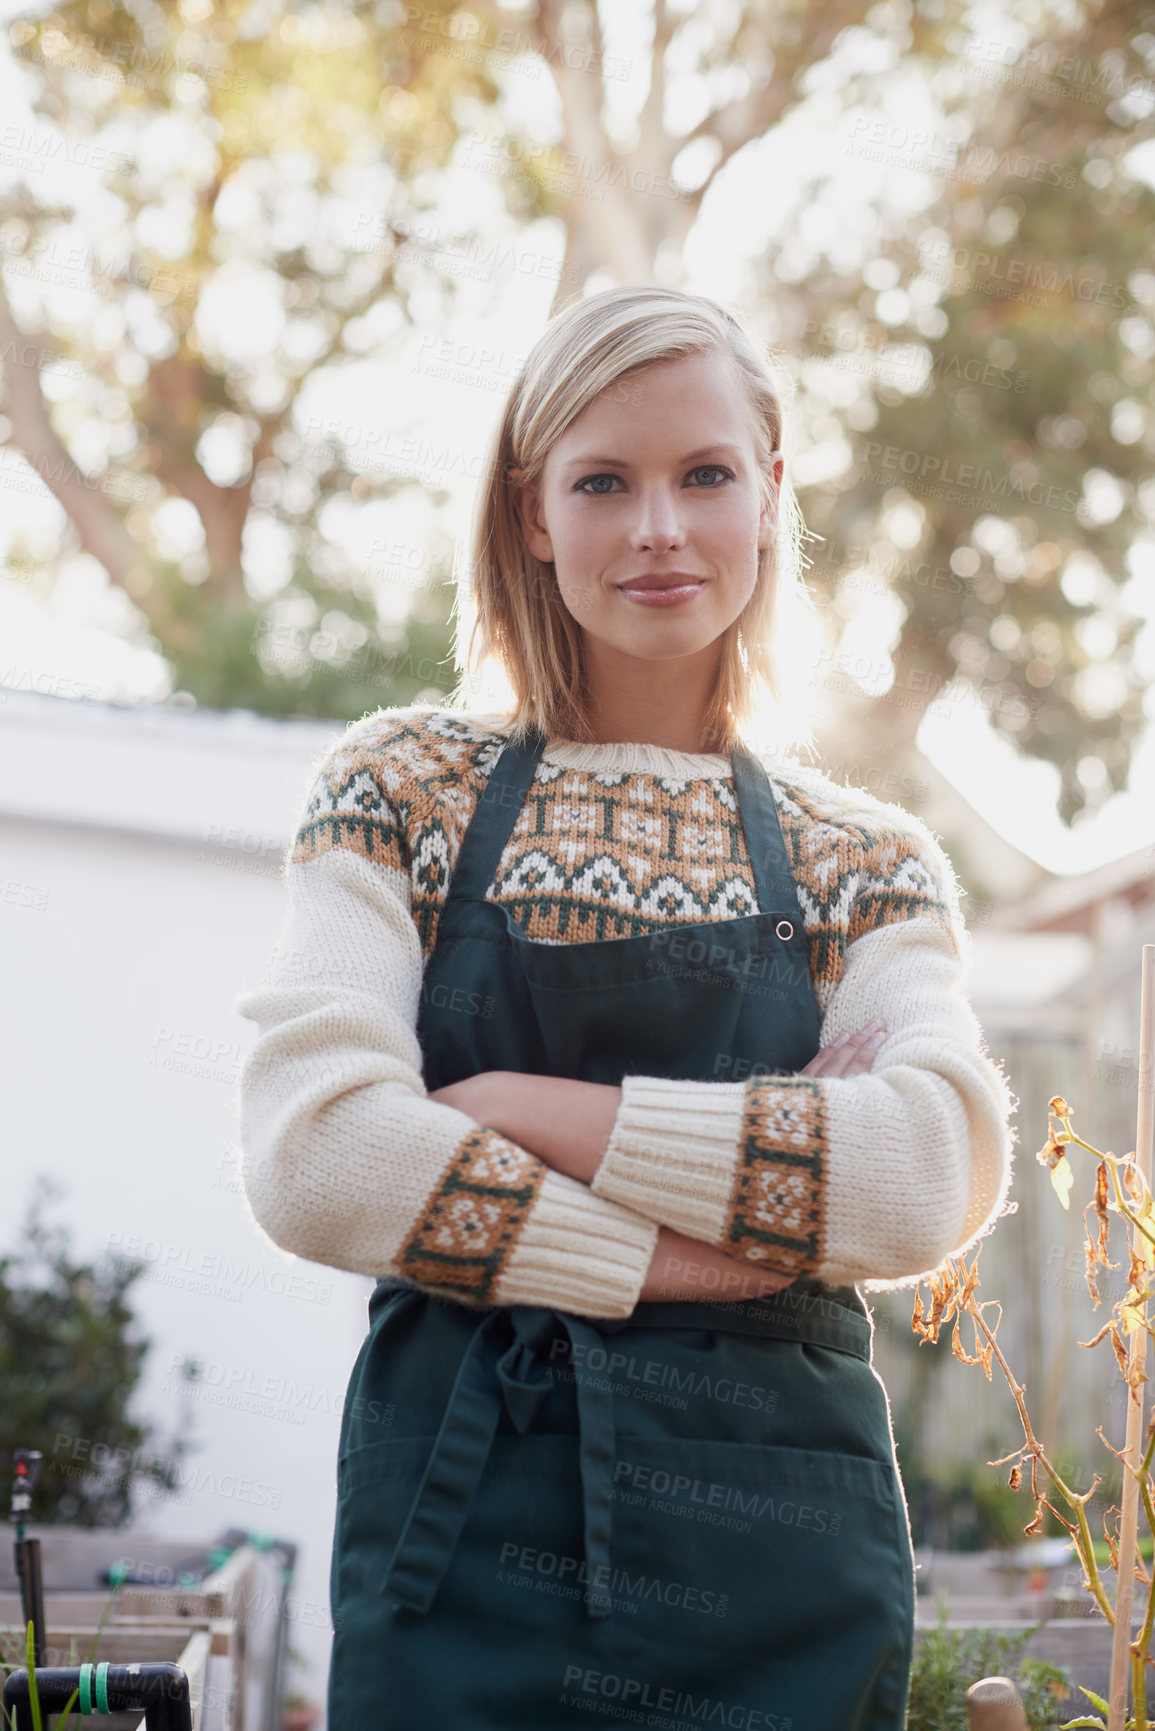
{"left": 232, "top": 704, "right": 1015, "bottom": 1320}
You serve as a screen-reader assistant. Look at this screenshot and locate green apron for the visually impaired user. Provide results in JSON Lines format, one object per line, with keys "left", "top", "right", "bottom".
{"left": 328, "top": 727, "right": 916, "bottom": 1729}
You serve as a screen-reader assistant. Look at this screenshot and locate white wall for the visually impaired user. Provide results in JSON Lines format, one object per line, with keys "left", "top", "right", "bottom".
{"left": 0, "top": 690, "right": 369, "bottom": 1720}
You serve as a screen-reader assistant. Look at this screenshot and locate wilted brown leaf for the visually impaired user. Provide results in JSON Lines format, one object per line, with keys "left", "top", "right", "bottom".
{"left": 1104, "top": 1515, "right": 1120, "bottom": 1574}
{"left": 1037, "top": 1132, "right": 1066, "bottom": 1170}
{"left": 951, "top": 1313, "right": 982, "bottom": 1367}
{"left": 1050, "top": 1154, "right": 1074, "bottom": 1210}
{"left": 1111, "top": 1324, "right": 1129, "bottom": 1379}
{"left": 1009, "top": 1464, "right": 1022, "bottom": 1491}
{"left": 1049, "top": 1096, "right": 1072, "bottom": 1117}
{"left": 1094, "top": 1160, "right": 1110, "bottom": 1248}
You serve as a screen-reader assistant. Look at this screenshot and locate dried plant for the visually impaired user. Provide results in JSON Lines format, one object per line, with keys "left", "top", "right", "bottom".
{"left": 912, "top": 1097, "right": 1155, "bottom": 1730}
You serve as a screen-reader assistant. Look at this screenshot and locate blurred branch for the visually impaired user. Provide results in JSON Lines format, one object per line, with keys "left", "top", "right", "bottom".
{"left": 637, "top": 0, "right": 676, "bottom": 173}
{"left": 0, "top": 280, "right": 144, "bottom": 588}
{"left": 679, "top": 0, "right": 870, "bottom": 219}
{"left": 528, "top": 0, "right": 653, "bottom": 282}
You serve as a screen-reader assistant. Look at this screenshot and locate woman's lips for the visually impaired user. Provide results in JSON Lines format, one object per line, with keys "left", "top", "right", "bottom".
{"left": 616, "top": 578, "right": 705, "bottom": 607}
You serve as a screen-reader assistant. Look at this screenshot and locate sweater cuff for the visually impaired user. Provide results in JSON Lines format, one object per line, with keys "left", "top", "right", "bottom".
{"left": 493, "top": 1169, "right": 659, "bottom": 1319}
{"left": 590, "top": 1074, "right": 748, "bottom": 1241}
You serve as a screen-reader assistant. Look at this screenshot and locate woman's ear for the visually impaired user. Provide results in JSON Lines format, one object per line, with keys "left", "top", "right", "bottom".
{"left": 757, "top": 454, "right": 784, "bottom": 551}
{"left": 507, "top": 466, "right": 554, "bottom": 564}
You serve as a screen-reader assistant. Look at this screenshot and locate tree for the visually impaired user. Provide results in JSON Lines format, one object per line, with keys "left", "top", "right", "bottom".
{"left": 0, "top": 1178, "right": 186, "bottom": 1526}
{"left": 0, "top": 0, "right": 1150, "bottom": 823}
{"left": 756, "top": 0, "right": 1155, "bottom": 819}
{"left": 0, "top": 0, "right": 882, "bottom": 717}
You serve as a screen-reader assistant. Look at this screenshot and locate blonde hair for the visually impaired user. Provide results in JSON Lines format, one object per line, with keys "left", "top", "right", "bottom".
{"left": 449, "top": 285, "right": 813, "bottom": 753}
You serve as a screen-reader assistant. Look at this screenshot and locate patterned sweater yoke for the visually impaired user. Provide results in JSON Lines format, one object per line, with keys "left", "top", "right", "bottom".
{"left": 288, "top": 706, "right": 963, "bottom": 1013}
{"left": 232, "top": 704, "right": 1016, "bottom": 1318}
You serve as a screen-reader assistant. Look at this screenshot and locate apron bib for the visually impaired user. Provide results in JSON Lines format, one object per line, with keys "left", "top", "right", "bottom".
{"left": 329, "top": 728, "right": 916, "bottom": 1730}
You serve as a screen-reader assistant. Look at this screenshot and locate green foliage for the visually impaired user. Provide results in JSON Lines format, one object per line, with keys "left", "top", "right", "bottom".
{"left": 0, "top": 1178, "right": 186, "bottom": 1526}
{"left": 1, "top": 0, "right": 482, "bottom": 717}
{"left": 906, "top": 1601, "right": 1073, "bottom": 1729}
{"left": 766, "top": 0, "right": 1155, "bottom": 818}
{"left": 1, "top": 0, "right": 1151, "bottom": 800}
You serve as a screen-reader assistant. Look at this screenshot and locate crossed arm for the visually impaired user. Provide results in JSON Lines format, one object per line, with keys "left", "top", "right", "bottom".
{"left": 429, "top": 1020, "right": 888, "bottom": 1303}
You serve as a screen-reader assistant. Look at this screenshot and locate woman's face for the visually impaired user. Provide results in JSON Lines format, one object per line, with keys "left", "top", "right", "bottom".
{"left": 511, "top": 347, "right": 781, "bottom": 670}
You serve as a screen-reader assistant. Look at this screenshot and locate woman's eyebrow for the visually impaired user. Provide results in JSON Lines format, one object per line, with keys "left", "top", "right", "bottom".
{"left": 560, "top": 442, "right": 745, "bottom": 471}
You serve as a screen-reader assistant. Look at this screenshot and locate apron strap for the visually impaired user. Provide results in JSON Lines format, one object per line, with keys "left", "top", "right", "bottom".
{"left": 445, "top": 727, "right": 548, "bottom": 905}
{"left": 381, "top": 1304, "right": 617, "bottom": 1620}
{"left": 730, "top": 744, "right": 808, "bottom": 921}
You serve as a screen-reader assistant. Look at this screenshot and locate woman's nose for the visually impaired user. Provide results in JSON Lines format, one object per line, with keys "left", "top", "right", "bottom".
{"left": 628, "top": 491, "right": 687, "bottom": 552}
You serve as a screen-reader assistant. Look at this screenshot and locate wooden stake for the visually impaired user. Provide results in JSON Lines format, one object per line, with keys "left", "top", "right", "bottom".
{"left": 1108, "top": 944, "right": 1155, "bottom": 1730}
{"left": 965, "top": 1675, "right": 1028, "bottom": 1729}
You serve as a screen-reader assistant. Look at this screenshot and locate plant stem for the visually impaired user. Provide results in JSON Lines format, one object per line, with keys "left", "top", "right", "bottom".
{"left": 964, "top": 1279, "right": 1116, "bottom": 1622}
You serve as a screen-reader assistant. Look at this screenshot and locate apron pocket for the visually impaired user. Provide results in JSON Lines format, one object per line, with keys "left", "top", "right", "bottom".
{"left": 606, "top": 1437, "right": 913, "bottom": 1710}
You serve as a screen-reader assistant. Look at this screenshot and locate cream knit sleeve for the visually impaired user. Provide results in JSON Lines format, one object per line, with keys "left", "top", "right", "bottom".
{"left": 590, "top": 822, "right": 1016, "bottom": 1290}
{"left": 232, "top": 779, "right": 657, "bottom": 1320}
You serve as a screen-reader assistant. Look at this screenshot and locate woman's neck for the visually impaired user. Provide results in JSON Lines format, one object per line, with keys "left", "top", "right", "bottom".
{"left": 581, "top": 643, "right": 721, "bottom": 753}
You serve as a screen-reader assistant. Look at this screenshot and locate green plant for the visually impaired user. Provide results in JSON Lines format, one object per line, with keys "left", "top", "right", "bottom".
{"left": 0, "top": 1176, "right": 188, "bottom": 1523}
{"left": 0, "top": 1575, "right": 126, "bottom": 1727}
{"left": 0, "top": 1616, "right": 105, "bottom": 1731}
{"left": 906, "top": 1598, "right": 1072, "bottom": 1729}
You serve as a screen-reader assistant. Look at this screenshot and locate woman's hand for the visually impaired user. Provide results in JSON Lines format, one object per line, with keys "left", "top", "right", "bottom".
{"left": 798, "top": 1018, "right": 886, "bottom": 1078}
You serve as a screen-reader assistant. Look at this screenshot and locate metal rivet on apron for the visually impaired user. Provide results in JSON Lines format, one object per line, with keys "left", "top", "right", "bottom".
{"left": 775, "top": 918, "right": 794, "bottom": 941}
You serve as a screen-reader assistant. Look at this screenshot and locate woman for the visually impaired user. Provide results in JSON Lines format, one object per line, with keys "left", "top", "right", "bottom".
{"left": 234, "top": 285, "right": 1014, "bottom": 1730}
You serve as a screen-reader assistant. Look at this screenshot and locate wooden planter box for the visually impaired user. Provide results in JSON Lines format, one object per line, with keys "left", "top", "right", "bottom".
{"left": 0, "top": 1610, "right": 230, "bottom": 1730}
{"left": 0, "top": 1532, "right": 293, "bottom": 1731}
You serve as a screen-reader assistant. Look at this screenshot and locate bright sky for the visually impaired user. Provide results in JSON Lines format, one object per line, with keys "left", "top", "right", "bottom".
{"left": 1, "top": 8, "right": 1153, "bottom": 878}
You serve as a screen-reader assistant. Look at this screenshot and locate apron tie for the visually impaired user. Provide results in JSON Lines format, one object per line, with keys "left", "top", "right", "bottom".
{"left": 380, "top": 1306, "right": 617, "bottom": 1620}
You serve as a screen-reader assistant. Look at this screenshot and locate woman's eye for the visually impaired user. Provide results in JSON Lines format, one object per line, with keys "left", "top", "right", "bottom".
{"left": 574, "top": 466, "right": 734, "bottom": 495}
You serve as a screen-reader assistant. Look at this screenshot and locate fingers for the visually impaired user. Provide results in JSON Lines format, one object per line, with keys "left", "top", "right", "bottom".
{"left": 798, "top": 1019, "right": 888, "bottom": 1078}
